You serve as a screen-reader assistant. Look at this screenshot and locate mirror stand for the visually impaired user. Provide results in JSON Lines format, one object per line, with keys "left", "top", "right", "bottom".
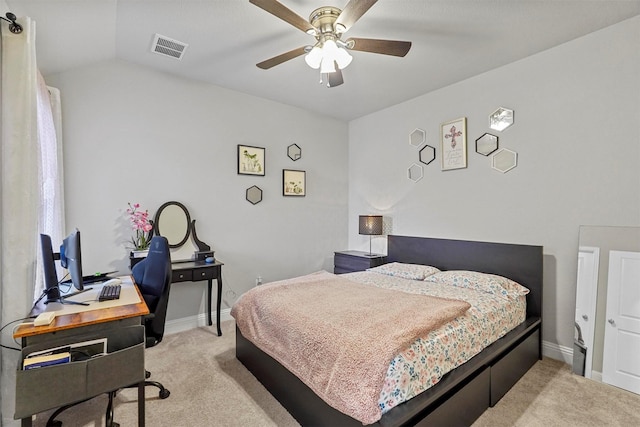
{"left": 190, "top": 219, "right": 211, "bottom": 256}
{"left": 153, "top": 201, "right": 212, "bottom": 261}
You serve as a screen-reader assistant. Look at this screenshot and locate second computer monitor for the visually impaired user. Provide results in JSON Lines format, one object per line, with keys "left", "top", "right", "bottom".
{"left": 59, "top": 228, "right": 84, "bottom": 291}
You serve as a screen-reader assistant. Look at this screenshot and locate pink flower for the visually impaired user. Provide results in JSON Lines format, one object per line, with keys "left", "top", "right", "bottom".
{"left": 127, "top": 202, "right": 153, "bottom": 250}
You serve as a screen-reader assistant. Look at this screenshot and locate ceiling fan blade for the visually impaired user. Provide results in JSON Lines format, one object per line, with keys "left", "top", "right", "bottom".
{"left": 346, "top": 38, "right": 412, "bottom": 57}
{"left": 335, "top": 0, "right": 378, "bottom": 33}
{"left": 325, "top": 66, "right": 344, "bottom": 88}
{"left": 256, "top": 46, "right": 307, "bottom": 69}
{"left": 249, "top": 0, "right": 314, "bottom": 34}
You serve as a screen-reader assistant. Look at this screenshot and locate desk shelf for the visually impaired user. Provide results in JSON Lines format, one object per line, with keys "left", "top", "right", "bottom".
{"left": 15, "top": 324, "right": 145, "bottom": 421}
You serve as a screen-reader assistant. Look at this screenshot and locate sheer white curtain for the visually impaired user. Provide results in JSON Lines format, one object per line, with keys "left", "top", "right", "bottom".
{"left": 35, "top": 78, "right": 66, "bottom": 297}
{"left": 1, "top": 16, "right": 65, "bottom": 425}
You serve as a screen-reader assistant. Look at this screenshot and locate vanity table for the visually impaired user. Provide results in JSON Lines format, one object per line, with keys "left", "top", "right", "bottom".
{"left": 152, "top": 201, "right": 223, "bottom": 336}
{"left": 171, "top": 260, "right": 223, "bottom": 336}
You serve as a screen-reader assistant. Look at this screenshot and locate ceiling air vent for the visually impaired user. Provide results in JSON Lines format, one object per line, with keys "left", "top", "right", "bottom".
{"left": 151, "top": 34, "right": 188, "bottom": 60}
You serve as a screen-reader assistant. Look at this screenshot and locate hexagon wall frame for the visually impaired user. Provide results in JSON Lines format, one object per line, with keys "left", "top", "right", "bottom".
{"left": 492, "top": 148, "right": 518, "bottom": 173}
{"left": 407, "top": 163, "right": 424, "bottom": 182}
{"left": 419, "top": 145, "right": 436, "bottom": 165}
{"left": 246, "top": 185, "right": 263, "bottom": 204}
{"left": 287, "top": 144, "right": 301, "bottom": 161}
{"left": 476, "top": 133, "right": 499, "bottom": 156}
{"left": 489, "top": 107, "right": 514, "bottom": 132}
{"left": 409, "top": 128, "right": 426, "bottom": 147}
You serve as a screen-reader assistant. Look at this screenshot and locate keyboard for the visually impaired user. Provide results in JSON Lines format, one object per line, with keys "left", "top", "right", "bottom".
{"left": 99, "top": 284, "right": 121, "bottom": 301}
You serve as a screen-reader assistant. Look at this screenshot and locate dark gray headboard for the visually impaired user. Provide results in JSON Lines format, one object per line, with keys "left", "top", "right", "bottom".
{"left": 386, "top": 235, "right": 543, "bottom": 319}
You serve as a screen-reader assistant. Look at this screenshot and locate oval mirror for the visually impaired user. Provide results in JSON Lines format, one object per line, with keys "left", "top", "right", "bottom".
{"left": 154, "top": 201, "right": 191, "bottom": 248}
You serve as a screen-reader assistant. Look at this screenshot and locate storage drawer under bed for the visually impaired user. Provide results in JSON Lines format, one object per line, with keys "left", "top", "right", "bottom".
{"left": 490, "top": 327, "right": 540, "bottom": 406}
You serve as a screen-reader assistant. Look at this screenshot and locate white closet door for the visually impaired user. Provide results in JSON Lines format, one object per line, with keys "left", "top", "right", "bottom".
{"left": 602, "top": 250, "right": 640, "bottom": 395}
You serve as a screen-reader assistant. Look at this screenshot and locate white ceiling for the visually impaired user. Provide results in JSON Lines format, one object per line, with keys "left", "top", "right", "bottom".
{"left": 8, "top": 0, "right": 640, "bottom": 121}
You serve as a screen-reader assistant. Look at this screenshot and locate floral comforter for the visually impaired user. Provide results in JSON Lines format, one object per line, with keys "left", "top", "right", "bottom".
{"left": 343, "top": 270, "right": 527, "bottom": 415}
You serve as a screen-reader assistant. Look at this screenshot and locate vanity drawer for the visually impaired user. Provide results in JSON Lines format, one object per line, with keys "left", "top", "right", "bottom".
{"left": 172, "top": 270, "right": 193, "bottom": 282}
{"left": 193, "top": 268, "right": 216, "bottom": 281}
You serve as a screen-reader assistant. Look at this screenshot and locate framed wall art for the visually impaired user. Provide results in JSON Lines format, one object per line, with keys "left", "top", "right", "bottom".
{"left": 238, "top": 145, "right": 265, "bottom": 176}
{"left": 440, "top": 117, "right": 467, "bottom": 171}
{"left": 283, "top": 169, "right": 306, "bottom": 196}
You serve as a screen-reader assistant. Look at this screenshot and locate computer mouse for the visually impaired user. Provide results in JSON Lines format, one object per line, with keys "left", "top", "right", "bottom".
{"left": 205, "top": 257, "right": 215, "bottom": 263}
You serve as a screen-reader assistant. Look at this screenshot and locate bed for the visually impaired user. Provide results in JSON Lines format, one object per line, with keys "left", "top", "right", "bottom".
{"left": 234, "top": 235, "right": 543, "bottom": 426}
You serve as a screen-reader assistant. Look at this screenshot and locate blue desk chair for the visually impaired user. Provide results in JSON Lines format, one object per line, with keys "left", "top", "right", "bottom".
{"left": 129, "top": 235, "right": 172, "bottom": 398}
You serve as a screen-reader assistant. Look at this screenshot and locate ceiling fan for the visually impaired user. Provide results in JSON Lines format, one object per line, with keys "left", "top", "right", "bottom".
{"left": 250, "top": 0, "right": 412, "bottom": 87}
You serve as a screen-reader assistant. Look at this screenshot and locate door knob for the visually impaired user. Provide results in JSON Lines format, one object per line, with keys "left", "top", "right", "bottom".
{"left": 608, "top": 318, "right": 616, "bottom": 325}
{"left": 582, "top": 314, "right": 588, "bottom": 321}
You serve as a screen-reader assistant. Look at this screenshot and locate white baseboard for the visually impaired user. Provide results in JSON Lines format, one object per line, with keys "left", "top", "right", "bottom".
{"left": 541, "top": 341, "right": 606, "bottom": 383}
{"left": 542, "top": 340, "right": 573, "bottom": 364}
{"left": 164, "top": 308, "right": 233, "bottom": 336}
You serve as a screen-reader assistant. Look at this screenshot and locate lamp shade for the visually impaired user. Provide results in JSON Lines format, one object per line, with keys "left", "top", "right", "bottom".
{"left": 359, "top": 215, "right": 383, "bottom": 236}
{"left": 304, "top": 46, "right": 322, "bottom": 69}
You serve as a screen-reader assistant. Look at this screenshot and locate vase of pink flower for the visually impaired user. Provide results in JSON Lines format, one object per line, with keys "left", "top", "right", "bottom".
{"left": 127, "top": 202, "right": 153, "bottom": 267}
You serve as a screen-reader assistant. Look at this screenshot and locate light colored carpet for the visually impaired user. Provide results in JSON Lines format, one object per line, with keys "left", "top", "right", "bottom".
{"left": 30, "top": 320, "right": 640, "bottom": 426}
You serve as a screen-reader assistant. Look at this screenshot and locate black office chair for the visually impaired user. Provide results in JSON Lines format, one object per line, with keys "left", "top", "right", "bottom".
{"left": 46, "top": 236, "right": 172, "bottom": 427}
{"left": 129, "top": 235, "right": 172, "bottom": 399}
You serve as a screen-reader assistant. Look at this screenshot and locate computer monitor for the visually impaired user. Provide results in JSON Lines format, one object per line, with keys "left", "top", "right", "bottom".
{"left": 40, "top": 233, "right": 62, "bottom": 303}
{"left": 60, "top": 228, "right": 84, "bottom": 291}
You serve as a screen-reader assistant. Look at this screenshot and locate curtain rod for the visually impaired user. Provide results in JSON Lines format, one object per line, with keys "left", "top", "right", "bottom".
{"left": 1, "top": 12, "right": 23, "bottom": 34}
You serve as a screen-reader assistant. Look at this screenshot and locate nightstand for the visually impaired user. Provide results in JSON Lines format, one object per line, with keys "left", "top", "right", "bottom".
{"left": 334, "top": 250, "right": 386, "bottom": 274}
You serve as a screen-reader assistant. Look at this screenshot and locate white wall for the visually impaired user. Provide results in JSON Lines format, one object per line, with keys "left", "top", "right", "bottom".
{"left": 46, "top": 60, "right": 349, "bottom": 322}
{"left": 347, "top": 16, "right": 640, "bottom": 354}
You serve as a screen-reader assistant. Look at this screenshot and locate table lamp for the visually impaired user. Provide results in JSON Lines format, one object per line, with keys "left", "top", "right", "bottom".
{"left": 359, "top": 215, "right": 383, "bottom": 257}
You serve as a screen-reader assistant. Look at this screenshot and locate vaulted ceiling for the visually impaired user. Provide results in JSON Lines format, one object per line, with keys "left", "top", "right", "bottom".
{"left": 8, "top": 0, "right": 640, "bottom": 120}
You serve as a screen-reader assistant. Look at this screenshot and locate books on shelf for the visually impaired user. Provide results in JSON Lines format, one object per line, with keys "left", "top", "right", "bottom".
{"left": 22, "top": 337, "right": 108, "bottom": 370}
{"left": 23, "top": 352, "right": 71, "bottom": 370}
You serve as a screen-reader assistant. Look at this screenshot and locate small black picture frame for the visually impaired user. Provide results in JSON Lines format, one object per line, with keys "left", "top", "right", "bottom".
{"left": 283, "top": 169, "right": 305, "bottom": 197}
{"left": 238, "top": 145, "right": 265, "bottom": 176}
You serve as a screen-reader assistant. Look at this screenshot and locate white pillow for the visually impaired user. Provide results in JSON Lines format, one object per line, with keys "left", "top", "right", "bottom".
{"left": 424, "top": 270, "right": 529, "bottom": 300}
{"left": 367, "top": 262, "right": 440, "bottom": 280}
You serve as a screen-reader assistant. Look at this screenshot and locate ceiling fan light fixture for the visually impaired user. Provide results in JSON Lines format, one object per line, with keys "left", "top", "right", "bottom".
{"left": 306, "top": 39, "right": 352, "bottom": 73}
{"left": 324, "top": 40, "right": 352, "bottom": 69}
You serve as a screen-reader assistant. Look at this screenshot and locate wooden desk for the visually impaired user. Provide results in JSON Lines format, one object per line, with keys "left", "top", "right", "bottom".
{"left": 13, "top": 278, "right": 149, "bottom": 427}
{"left": 171, "top": 260, "right": 224, "bottom": 336}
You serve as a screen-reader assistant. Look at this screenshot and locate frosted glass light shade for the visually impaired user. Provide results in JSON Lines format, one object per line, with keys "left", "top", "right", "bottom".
{"left": 335, "top": 46, "right": 352, "bottom": 69}
{"left": 305, "top": 46, "right": 322, "bottom": 69}
{"left": 320, "top": 57, "right": 336, "bottom": 73}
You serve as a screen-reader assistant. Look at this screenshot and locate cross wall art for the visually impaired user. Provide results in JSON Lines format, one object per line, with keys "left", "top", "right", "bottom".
{"left": 440, "top": 117, "right": 467, "bottom": 171}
